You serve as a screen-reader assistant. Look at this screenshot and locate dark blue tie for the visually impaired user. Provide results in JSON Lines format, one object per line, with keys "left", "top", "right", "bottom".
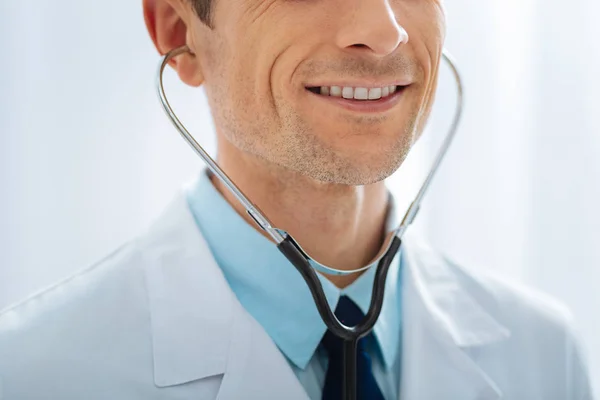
{"left": 321, "top": 295, "right": 385, "bottom": 400}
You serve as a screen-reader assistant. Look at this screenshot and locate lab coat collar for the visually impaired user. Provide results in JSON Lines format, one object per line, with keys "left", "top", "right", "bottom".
{"left": 141, "top": 192, "right": 235, "bottom": 387}
{"left": 141, "top": 191, "right": 510, "bottom": 398}
{"left": 403, "top": 233, "right": 511, "bottom": 348}
{"left": 401, "top": 231, "right": 511, "bottom": 399}
{"left": 142, "top": 192, "right": 306, "bottom": 398}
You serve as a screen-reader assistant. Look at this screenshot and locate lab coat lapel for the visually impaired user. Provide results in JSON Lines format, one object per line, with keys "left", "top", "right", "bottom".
{"left": 400, "top": 233, "right": 511, "bottom": 400}
{"left": 142, "top": 193, "right": 308, "bottom": 399}
{"left": 215, "top": 296, "right": 309, "bottom": 400}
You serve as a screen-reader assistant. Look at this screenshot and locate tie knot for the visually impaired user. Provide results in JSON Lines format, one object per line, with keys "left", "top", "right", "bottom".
{"left": 320, "top": 296, "right": 368, "bottom": 356}
{"left": 320, "top": 296, "right": 386, "bottom": 400}
{"left": 334, "top": 295, "right": 365, "bottom": 327}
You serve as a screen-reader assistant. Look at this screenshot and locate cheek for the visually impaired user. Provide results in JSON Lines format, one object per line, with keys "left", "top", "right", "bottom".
{"left": 397, "top": 3, "right": 445, "bottom": 134}
{"left": 202, "top": 51, "right": 284, "bottom": 155}
{"left": 401, "top": 1, "right": 446, "bottom": 58}
{"left": 199, "top": 29, "right": 271, "bottom": 116}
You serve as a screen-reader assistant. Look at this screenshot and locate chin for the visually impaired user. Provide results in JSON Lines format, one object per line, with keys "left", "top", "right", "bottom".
{"left": 298, "top": 153, "right": 403, "bottom": 186}
{"left": 261, "top": 119, "right": 414, "bottom": 185}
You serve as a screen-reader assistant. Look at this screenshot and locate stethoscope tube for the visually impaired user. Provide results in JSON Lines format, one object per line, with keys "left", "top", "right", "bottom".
{"left": 279, "top": 235, "right": 401, "bottom": 399}
{"left": 156, "top": 47, "right": 464, "bottom": 400}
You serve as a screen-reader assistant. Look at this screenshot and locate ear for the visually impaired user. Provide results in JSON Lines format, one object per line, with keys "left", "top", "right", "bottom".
{"left": 143, "top": 0, "right": 204, "bottom": 87}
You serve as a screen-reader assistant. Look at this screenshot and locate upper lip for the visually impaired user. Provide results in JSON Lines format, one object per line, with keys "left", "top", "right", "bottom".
{"left": 304, "top": 80, "right": 412, "bottom": 89}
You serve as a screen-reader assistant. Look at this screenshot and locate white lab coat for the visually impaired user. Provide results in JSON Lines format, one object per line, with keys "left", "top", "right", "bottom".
{"left": 0, "top": 192, "right": 594, "bottom": 399}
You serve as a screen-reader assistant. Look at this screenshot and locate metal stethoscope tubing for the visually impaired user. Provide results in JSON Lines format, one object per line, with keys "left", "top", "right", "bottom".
{"left": 157, "top": 46, "right": 464, "bottom": 400}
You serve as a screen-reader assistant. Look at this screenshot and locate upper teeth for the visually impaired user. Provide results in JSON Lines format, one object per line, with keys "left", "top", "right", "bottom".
{"left": 319, "top": 85, "right": 398, "bottom": 100}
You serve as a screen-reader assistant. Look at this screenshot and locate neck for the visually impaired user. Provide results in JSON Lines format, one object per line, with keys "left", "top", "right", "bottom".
{"left": 211, "top": 136, "right": 390, "bottom": 288}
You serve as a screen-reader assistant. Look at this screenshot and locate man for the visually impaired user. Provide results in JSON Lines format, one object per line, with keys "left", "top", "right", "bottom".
{"left": 0, "top": 0, "right": 594, "bottom": 399}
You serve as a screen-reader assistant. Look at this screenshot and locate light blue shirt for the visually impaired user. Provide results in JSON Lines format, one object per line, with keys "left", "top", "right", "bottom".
{"left": 185, "top": 171, "right": 403, "bottom": 400}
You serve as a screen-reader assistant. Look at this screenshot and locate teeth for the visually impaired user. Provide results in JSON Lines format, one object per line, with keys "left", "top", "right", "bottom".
{"left": 314, "top": 85, "right": 399, "bottom": 100}
{"left": 342, "top": 87, "right": 354, "bottom": 99}
{"left": 368, "top": 88, "right": 382, "bottom": 100}
{"left": 354, "top": 87, "right": 368, "bottom": 100}
{"left": 330, "top": 86, "right": 342, "bottom": 97}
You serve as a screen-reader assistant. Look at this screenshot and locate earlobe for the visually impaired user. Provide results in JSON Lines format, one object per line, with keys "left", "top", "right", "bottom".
{"left": 143, "top": 0, "right": 204, "bottom": 87}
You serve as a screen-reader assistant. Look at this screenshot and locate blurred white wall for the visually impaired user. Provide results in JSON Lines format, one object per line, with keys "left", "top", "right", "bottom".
{"left": 427, "top": 1, "right": 600, "bottom": 393}
{"left": 0, "top": 1, "right": 213, "bottom": 307}
{"left": 1, "top": 0, "right": 598, "bottom": 392}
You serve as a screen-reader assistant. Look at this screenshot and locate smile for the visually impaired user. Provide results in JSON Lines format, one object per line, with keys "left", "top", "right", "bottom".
{"left": 306, "top": 85, "right": 403, "bottom": 100}
{"left": 305, "top": 84, "right": 409, "bottom": 113}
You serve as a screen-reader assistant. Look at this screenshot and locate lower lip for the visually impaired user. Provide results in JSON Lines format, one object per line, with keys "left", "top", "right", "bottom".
{"left": 305, "top": 87, "right": 407, "bottom": 113}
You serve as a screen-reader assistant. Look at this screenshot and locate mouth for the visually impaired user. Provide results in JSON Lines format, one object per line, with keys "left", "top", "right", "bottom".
{"left": 304, "top": 84, "right": 409, "bottom": 113}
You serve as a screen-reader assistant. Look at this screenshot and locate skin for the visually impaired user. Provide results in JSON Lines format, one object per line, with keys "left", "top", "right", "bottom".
{"left": 144, "top": 0, "right": 445, "bottom": 288}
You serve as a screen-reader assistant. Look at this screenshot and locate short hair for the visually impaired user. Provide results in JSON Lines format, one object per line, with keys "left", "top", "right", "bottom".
{"left": 190, "top": 0, "right": 214, "bottom": 28}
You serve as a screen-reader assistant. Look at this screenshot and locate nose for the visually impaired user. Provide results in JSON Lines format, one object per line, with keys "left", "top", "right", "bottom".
{"left": 335, "top": 0, "right": 408, "bottom": 58}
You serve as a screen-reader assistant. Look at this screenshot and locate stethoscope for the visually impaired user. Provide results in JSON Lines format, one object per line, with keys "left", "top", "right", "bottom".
{"left": 157, "top": 45, "right": 463, "bottom": 400}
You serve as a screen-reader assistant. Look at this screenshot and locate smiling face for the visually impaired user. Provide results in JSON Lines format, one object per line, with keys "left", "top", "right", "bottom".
{"left": 187, "top": 0, "right": 445, "bottom": 185}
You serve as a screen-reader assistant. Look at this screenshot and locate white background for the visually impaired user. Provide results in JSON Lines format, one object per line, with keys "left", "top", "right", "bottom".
{"left": 1, "top": 0, "right": 599, "bottom": 393}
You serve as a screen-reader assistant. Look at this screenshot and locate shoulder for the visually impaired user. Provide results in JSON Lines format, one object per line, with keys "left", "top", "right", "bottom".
{"left": 453, "top": 257, "right": 592, "bottom": 397}
{"left": 0, "top": 192, "right": 223, "bottom": 399}
{"left": 0, "top": 238, "right": 143, "bottom": 333}
{"left": 0, "top": 238, "right": 156, "bottom": 398}
{"left": 449, "top": 254, "right": 576, "bottom": 341}
{"left": 404, "top": 233, "right": 573, "bottom": 331}
{"left": 404, "top": 234, "right": 593, "bottom": 398}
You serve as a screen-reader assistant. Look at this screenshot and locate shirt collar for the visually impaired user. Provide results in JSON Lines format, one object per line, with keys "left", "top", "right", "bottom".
{"left": 185, "top": 170, "right": 402, "bottom": 370}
